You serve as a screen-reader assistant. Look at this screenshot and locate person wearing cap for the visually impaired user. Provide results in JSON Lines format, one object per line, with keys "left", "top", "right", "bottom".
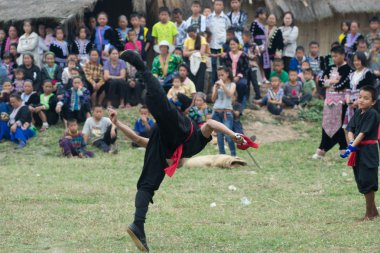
{"left": 117, "top": 50, "right": 244, "bottom": 252}
{"left": 151, "top": 40, "right": 183, "bottom": 91}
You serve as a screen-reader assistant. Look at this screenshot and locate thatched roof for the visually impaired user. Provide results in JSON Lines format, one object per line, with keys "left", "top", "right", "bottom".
{"left": 0, "top": 0, "right": 378, "bottom": 24}
{"left": 264, "top": 0, "right": 380, "bottom": 22}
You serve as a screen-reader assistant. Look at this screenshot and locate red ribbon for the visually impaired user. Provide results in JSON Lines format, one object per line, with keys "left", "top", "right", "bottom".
{"left": 347, "top": 140, "right": 378, "bottom": 167}
{"left": 164, "top": 122, "right": 194, "bottom": 177}
{"left": 237, "top": 135, "right": 259, "bottom": 150}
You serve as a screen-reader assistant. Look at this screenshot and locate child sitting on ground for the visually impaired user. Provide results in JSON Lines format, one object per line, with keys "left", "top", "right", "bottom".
{"left": 134, "top": 105, "right": 154, "bottom": 139}
{"left": 341, "top": 86, "right": 379, "bottom": 221}
{"left": 30, "top": 80, "right": 59, "bottom": 131}
{"left": 297, "top": 61, "right": 311, "bottom": 82}
{"left": 56, "top": 76, "right": 91, "bottom": 129}
{"left": 21, "top": 80, "right": 39, "bottom": 106}
{"left": 188, "top": 92, "right": 212, "bottom": 126}
{"left": 255, "top": 76, "right": 284, "bottom": 115}
{"left": 82, "top": 105, "right": 118, "bottom": 153}
{"left": 283, "top": 69, "right": 303, "bottom": 109}
{"left": 59, "top": 118, "right": 94, "bottom": 158}
{"left": 167, "top": 75, "right": 186, "bottom": 107}
{"left": 301, "top": 68, "right": 316, "bottom": 104}
{"left": 62, "top": 60, "right": 77, "bottom": 87}
{"left": 12, "top": 68, "right": 25, "bottom": 94}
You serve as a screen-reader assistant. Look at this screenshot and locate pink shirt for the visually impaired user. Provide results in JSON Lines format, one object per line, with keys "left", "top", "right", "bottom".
{"left": 124, "top": 41, "right": 142, "bottom": 54}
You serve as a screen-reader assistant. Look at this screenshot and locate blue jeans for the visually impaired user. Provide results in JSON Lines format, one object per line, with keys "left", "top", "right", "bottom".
{"left": 212, "top": 111, "right": 236, "bottom": 156}
{"left": 236, "top": 78, "right": 248, "bottom": 108}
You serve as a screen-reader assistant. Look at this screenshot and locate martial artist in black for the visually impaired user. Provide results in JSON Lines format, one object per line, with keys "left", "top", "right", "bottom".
{"left": 113, "top": 51, "right": 244, "bottom": 252}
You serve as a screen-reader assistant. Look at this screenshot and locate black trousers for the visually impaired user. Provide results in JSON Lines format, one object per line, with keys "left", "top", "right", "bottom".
{"left": 282, "top": 56, "right": 292, "bottom": 72}
{"left": 125, "top": 81, "right": 143, "bottom": 106}
{"left": 211, "top": 49, "right": 222, "bottom": 84}
{"left": 247, "top": 68, "right": 261, "bottom": 99}
{"left": 106, "top": 79, "right": 127, "bottom": 102}
{"left": 93, "top": 125, "right": 117, "bottom": 152}
{"left": 190, "top": 62, "right": 207, "bottom": 92}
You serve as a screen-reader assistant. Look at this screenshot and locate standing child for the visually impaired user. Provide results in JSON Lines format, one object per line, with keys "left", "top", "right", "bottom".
{"left": 2, "top": 53, "right": 16, "bottom": 80}
{"left": 243, "top": 31, "right": 261, "bottom": 100}
{"left": 49, "top": 26, "right": 69, "bottom": 68}
{"left": 152, "top": 7, "right": 178, "bottom": 46}
{"left": 12, "top": 68, "right": 26, "bottom": 94}
{"left": 185, "top": 1, "right": 207, "bottom": 33}
{"left": 59, "top": 118, "right": 94, "bottom": 158}
{"left": 341, "top": 86, "right": 379, "bottom": 221}
{"left": 124, "top": 30, "right": 142, "bottom": 54}
{"left": 301, "top": 68, "right": 316, "bottom": 104}
{"left": 129, "top": 12, "right": 152, "bottom": 61}
{"left": 70, "top": 26, "right": 93, "bottom": 66}
{"left": 173, "top": 8, "right": 187, "bottom": 50}
{"left": 188, "top": 92, "right": 212, "bottom": 126}
{"left": 82, "top": 105, "right": 117, "bottom": 153}
{"left": 30, "top": 80, "right": 59, "bottom": 131}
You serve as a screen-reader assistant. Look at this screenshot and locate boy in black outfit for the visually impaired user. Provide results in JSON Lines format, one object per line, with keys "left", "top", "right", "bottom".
{"left": 341, "top": 86, "right": 379, "bottom": 221}
{"left": 114, "top": 51, "right": 245, "bottom": 252}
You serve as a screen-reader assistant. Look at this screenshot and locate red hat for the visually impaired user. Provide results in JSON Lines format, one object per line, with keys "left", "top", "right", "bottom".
{"left": 237, "top": 135, "right": 259, "bottom": 150}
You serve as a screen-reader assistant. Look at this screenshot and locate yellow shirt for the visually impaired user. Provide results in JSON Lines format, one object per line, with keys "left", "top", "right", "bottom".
{"left": 167, "top": 86, "right": 186, "bottom": 100}
{"left": 338, "top": 33, "right": 346, "bottom": 44}
{"left": 152, "top": 21, "right": 178, "bottom": 45}
{"left": 182, "top": 78, "right": 196, "bottom": 98}
{"left": 184, "top": 36, "right": 208, "bottom": 63}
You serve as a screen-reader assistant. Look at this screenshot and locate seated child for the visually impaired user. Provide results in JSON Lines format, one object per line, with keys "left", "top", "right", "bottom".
{"left": 30, "top": 80, "right": 59, "bottom": 131}
{"left": 270, "top": 58, "right": 289, "bottom": 84}
{"left": 297, "top": 61, "right": 311, "bottom": 82}
{"left": 283, "top": 70, "right": 303, "bottom": 109}
{"left": 21, "top": 79, "right": 39, "bottom": 107}
{"left": 188, "top": 92, "right": 212, "bottom": 126}
{"left": 256, "top": 76, "right": 284, "bottom": 115}
{"left": 289, "top": 46, "right": 307, "bottom": 73}
{"left": 341, "top": 86, "right": 379, "bottom": 221}
{"left": 301, "top": 68, "right": 316, "bottom": 104}
{"left": 82, "top": 105, "right": 118, "bottom": 153}
{"left": 62, "top": 60, "right": 77, "bottom": 87}
{"left": 232, "top": 92, "right": 244, "bottom": 134}
{"left": 56, "top": 76, "right": 91, "bottom": 129}
{"left": 134, "top": 105, "right": 154, "bottom": 139}
{"left": 59, "top": 118, "right": 94, "bottom": 158}
{"left": 12, "top": 69, "right": 25, "bottom": 94}
{"left": 0, "top": 92, "right": 11, "bottom": 140}
{"left": 167, "top": 75, "right": 186, "bottom": 108}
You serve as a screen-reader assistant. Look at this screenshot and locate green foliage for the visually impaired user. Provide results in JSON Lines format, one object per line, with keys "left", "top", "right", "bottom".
{"left": 298, "top": 99, "right": 324, "bottom": 122}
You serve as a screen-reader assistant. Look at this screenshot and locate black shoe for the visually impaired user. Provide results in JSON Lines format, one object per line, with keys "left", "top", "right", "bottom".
{"left": 127, "top": 223, "right": 149, "bottom": 252}
{"left": 120, "top": 50, "right": 146, "bottom": 71}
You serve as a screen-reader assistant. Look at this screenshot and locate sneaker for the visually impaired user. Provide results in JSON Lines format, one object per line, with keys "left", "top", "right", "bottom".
{"left": 15, "top": 141, "right": 26, "bottom": 149}
{"left": 127, "top": 223, "right": 149, "bottom": 252}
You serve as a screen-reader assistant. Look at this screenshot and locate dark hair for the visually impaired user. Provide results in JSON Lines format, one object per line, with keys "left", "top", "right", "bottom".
{"left": 173, "top": 8, "right": 183, "bottom": 15}
{"left": 14, "top": 68, "right": 25, "bottom": 75}
{"left": 217, "top": 65, "right": 234, "bottom": 81}
{"left": 303, "top": 68, "right": 313, "bottom": 75}
{"left": 369, "top": 16, "right": 380, "bottom": 24}
{"left": 351, "top": 20, "right": 360, "bottom": 28}
{"left": 301, "top": 61, "right": 311, "bottom": 67}
{"left": 243, "top": 30, "right": 251, "bottom": 37}
{"left": 72, "top": 75, "right": 82, "bottom": 82}
{"left": 357, "top": 39, "right": 368, "bottom": 46}
{"left": 130, "top": 12, "right": 140, "bottom": 20}
{"left": 23, "top": 53, "right": 35, "bottom": 64}
{"left": 54, "top": 26, "right": 64, "bottom": 37}
{"left": 331, "top": 41, "right": 340, "bottom": 49}
{"left": 98, "top": 12, "right": 108, "bottom": 19}
{"left": 288, "top": 69, "right": 298, "bottom": 74}
{"left": 174, "top": 47, "right": 183, "bottom": 53}
{"left": 9, "top": 42, "right": 18, "bottom": 48}
{"left": 296, "top": 46, "right": 305, "bottom": 53}
{"left": 109, "top": 48, "right": 119, "bottom": 55}
{"left": 2, "top": 52, "right": 13, "bottom": 60}
{"left": 77, "top": 25, "right": 89, "bottom": 38}
{"left": 23, "top": 19, "right": 33, "bottom": 27}
{"left": 128, "top": 29, "right": 136, "bottom": 36}
{"left": 360, "top": 86, "right": 377, "bottom": 102}
{"left": 187, "top": 26, "right": 201, "bottom": 50}
{"left": 309, "top": 41, "right": 319, "bottom": 47}
{"left": 93, "top": 104, "right": 103, "bottom": 109}
{"left": 330, "top": 45, "right": 345, "bottom": 55}
{"left": 192, "top": 0, "right": 201, "bottom": 7}
{"left": 67, "top": 118, "right": 78, "bottom": 125}
{"left": 214, "top": 0, "right": 224, "bottom": 3}
{"left": 140, "top": 105, "right": 149, "bottom": 111}
{"left": 353, "top": 52, "right": 368, "bottom": 67}
{"left": 172, "top": 75, "right": 182, "bottom": 82}
{"left": 23, "top": 79, "right": 33, "bottom": 85}
{"left": 9, "top": 94, "right": 22, "bottom": 101}
{"left": 43, "top": 79, "right": 53, "bottom": 86}
{"left": 229, "top": 37, "right": 240, "bottom": 46}
{"left": 273, "top": 58, "right": 284, "bottom": 64}
{"left": 282, "top": 11, "right": 295, "bottom": 27}
{"left": 374, "top": 37, "right": 380, "bottom": 42}
{"left": 158, "top": 6, "right": 170, "bottom": 15}
{"left": 341, "top": 20, "right": 351, "bottom": 31}
{"left": 179, "top": 63, "right": 189, "bottom": 72}
{"left": 255, "top": 7, "right": 269, "bottom": 18}
{"left": 227, "top": 27, "right": 235, "bottom": 34}
{"left": 89, "top": 49, "right": 99, "bottom": 56}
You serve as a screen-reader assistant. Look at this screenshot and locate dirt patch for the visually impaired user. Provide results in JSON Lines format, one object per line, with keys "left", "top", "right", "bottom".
{"left": 242, "top": 108, "right": 308, "bottom": 144}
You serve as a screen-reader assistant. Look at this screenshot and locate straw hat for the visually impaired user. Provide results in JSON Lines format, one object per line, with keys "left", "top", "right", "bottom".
{"left": 153, "top": 40, "right": 175, "bottom": 54}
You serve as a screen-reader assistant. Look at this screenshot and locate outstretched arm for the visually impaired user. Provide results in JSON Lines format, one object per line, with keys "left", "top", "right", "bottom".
{"left": 200, "top": 119, "right": 243, "bottom": 144}
{"left": 108, "top": 108, "right": 149, "bottom": 148}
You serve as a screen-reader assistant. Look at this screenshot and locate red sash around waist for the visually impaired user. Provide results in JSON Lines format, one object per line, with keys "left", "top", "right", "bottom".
{"left": 347, "top": 140, "right": 378, "bottom": 167}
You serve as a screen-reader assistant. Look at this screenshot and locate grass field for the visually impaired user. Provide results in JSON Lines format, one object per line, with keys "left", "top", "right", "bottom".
{"left": 0, "top": 108, "right": 379, "bottom": 253}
